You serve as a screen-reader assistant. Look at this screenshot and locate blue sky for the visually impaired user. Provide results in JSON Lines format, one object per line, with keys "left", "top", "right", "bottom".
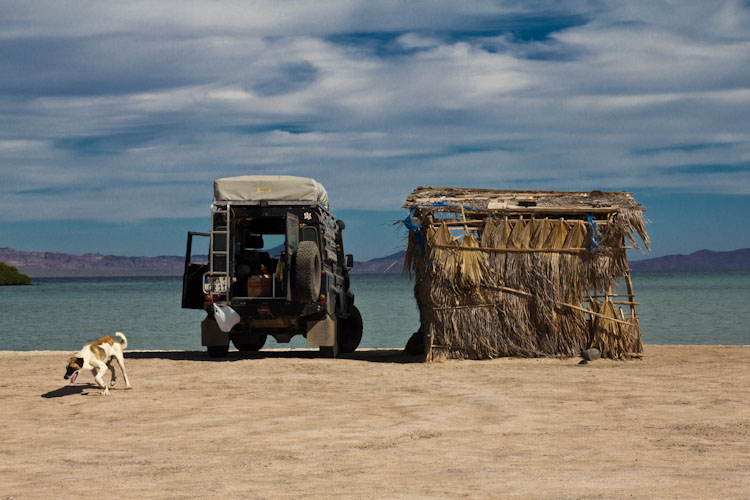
{"left": 1, "top": 1, "right": 749, "bottom": 261}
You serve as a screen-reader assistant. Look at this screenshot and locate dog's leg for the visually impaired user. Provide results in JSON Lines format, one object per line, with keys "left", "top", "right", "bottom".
{"left": 92, "top": 361, "right": 110, "bottom": 395}
{"left": 107, "top": 360, "right": 117, "bottom": 386}
{"left": 114, "top": 351, "right": 132, "bottom": 389}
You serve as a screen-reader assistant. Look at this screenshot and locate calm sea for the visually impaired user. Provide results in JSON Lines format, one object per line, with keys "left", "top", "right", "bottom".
{"left": 0, "top": 272, "right": 747, "bottom": 351}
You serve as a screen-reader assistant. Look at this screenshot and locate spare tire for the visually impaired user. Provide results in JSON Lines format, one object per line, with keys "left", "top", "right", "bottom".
{"left": 294, "top": 240, "right": 321, "bottom": 303}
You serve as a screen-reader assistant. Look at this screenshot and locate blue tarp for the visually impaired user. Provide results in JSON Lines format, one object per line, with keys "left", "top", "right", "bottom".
{"left": 402, "top": 201, "right": 479, "bottom": 255}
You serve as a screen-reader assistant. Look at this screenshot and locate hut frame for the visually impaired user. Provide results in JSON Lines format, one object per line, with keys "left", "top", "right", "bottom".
{"left": 403, "top": 187, "right": 650, "bottom": 361}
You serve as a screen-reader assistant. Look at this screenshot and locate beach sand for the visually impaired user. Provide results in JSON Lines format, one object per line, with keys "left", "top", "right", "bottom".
{"left": 1, "top": 345, "right": 748, "bottom": 499}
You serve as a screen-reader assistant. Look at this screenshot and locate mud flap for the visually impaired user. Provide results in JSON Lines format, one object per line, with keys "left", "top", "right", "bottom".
{"left": 213, "top": 303, "right": 240, "bottom": 332}
{"left": 201, "top": 317, "right": 229, "bottom": 347}
{"left": 306, "top": 315, "right": 336, "bottom": 346}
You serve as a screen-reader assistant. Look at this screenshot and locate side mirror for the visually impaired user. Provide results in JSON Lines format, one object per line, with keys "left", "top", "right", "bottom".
{"left": 336, "top": 219, "right": 346, "bottom": 230}
{"left": 345, "top": 254, "right": 354, "bottom": 270}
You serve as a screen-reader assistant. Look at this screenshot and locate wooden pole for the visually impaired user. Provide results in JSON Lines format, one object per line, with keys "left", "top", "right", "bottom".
{"left": 433, "top": 286, "right": 636, "bottom": 327}
{"left": 624, "top": 270, "right": 639, "bottom": 325}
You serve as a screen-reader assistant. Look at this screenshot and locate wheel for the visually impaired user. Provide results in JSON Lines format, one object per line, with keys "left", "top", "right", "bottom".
{"left": 207, "top": 345, "right": 229, "bottom": 358}
{"left": 337, "top": 306, "right": 363, "bottom": 354}
{"left": 232, "top": 335, "right": 267, "bottom": 352}
{"left": 294, "top": 241, "right": 321, "bottom": 303}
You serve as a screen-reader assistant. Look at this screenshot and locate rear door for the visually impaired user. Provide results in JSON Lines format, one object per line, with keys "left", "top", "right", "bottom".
{"left": 285, "top": 213, "right": 299, "bottom": 301}
{"left": 181, "top": 231, "right": 210, "bottom": 309}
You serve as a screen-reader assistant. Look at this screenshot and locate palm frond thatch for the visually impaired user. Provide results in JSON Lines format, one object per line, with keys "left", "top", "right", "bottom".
{"left": 403, "top": 187, "right": 649, "bottom": 361}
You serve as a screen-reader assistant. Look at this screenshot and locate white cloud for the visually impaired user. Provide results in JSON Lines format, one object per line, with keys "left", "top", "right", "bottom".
{"left": 1, "top": 0, "right": 749, "bottom": 225}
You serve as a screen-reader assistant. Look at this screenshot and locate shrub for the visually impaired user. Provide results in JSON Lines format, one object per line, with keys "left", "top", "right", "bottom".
{"left": 0, "top": 262, "right": 32, "bottom": 285}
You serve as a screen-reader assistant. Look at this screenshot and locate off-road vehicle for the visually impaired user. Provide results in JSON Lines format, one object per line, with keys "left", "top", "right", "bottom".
{"left": 181, "top": 175, "right": 362, "bottom": 358}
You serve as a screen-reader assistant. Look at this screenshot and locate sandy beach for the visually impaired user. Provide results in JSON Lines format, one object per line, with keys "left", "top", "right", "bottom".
{"left": 1, "top": 345, "right": 748, "bottom": 499}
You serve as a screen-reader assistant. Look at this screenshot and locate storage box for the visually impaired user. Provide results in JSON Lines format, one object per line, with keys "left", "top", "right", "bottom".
{"left": 247, "top": 275, "right": 272, "bottom": 297}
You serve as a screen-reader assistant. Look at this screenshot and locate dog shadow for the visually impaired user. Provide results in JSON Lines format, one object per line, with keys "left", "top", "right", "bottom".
{"left": 41, "top": 383, "right": 100, "bottom": 398}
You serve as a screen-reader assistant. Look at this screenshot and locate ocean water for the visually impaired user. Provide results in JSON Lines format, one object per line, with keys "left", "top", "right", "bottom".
{"left": 631, "top": 271, "right": 750, "bottom": 345}
{"left": 0, "top": 272, "right": 747, "bottom": 351}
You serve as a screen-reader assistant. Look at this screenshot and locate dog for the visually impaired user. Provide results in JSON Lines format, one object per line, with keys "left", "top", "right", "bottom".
{"left": 64, "top": 332, "right": 132, "bottom": 395}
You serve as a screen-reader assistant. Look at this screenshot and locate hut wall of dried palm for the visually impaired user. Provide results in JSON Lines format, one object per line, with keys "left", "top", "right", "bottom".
{"left": 402, "top": 187, "right": 649, "bottom": 361}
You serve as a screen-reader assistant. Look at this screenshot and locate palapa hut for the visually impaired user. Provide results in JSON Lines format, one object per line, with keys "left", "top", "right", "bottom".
{"left": 403, "top": 186, "right": 650, "bottom": 361}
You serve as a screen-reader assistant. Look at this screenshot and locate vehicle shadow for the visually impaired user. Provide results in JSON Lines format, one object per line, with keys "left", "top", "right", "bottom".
{"left": 125, "top": 349, "right": 424, "bottom": 364}
{"left": 41, "top": 383, "right": 99, "bottom": 399}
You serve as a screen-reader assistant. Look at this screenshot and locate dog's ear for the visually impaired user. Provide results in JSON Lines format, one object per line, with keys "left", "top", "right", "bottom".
{"left": 75, "top": 357, "right": 84, "bottom": 368}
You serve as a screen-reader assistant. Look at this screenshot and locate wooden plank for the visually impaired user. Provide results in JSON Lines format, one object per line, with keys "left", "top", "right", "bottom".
{"left": 586, "top": 300, "right": 641, "bottom": 305}
{"left": 432, "top": 244, "right": 588, "bottom": 253}
{"left": 473, "top": 206, "right": 619, "bottom": 214}
{"left": 431, "top": 244, "right": 633, "bottom": 253}
{"left": 430, "top": 219, "right": 614, "bottom": 227}
{"left": 409, "top": 199, "right": 621, "bottom": 214}
{"left": 431, "top": 219, "right": 485, "bottom": 225}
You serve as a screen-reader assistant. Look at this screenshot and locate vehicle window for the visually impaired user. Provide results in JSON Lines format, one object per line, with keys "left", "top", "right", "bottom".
{"left": 260, "top": 234, "right": 285, "bottom": 257}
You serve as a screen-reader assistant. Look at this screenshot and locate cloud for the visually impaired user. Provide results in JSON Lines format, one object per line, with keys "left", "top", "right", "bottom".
{"left": 1, "top": 0, "right": 749, "bottom": 228}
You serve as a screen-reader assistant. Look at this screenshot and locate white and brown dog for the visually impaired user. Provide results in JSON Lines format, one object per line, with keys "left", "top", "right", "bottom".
{"left": 64, "top": 332, "right": 132, "bottom": 395}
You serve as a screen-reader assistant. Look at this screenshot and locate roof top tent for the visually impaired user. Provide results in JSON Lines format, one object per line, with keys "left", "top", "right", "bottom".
{"left": 182, "top": 175, "right": 360, "bottom": 358}
{"left": 213, "top": 175, "right": 329, "bottom": 206}
{"left": 402, "top": 186, "right": 650, "bottom": 362}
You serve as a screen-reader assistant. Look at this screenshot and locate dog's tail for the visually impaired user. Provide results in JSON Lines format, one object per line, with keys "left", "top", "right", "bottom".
{"left": 115, "top": 331, "right": 128, "bottom": 350}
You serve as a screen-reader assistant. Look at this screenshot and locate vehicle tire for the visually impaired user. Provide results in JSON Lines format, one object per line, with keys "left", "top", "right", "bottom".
{"left": 232, "top": 335, "right": 267, "bottom": 352}
{"left": 337, "top": 305, "right": 363, "bottom": 354}
{"left": 294, "top": 241, "right": 321, "bottom": 303}
{"left": 207, "top": 345, "right": 229, "bottom": 358}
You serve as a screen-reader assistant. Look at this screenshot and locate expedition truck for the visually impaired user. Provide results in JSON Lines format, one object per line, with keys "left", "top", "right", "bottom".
{"left": 181, "top": 175, "right": 362, "bottom": 358}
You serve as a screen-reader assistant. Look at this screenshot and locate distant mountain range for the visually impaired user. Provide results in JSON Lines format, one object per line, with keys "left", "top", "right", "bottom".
{"left": 0, "top": 248, "right": 189, "bottom": 277}
{"left": 353, "top": 248, "right": 750, "bottom": 273}
{"left": 1, "top": 247, "right": 748, "bottom": 277}
{"left": 0, "top": 246, "right": 405, "bottom": 277}
{"left": 350, "top": 251, "right": 405, "bottom": 274}
{"left": 629, "top": 248, "right": 750, "bottom": 271}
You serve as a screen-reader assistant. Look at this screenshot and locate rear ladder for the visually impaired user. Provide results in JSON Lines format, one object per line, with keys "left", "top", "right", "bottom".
{"left": 210, "top": 203, "right": 231, "bottom": 280}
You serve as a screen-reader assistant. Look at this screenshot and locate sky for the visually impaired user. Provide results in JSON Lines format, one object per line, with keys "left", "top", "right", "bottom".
{"left": 1, "top": 0, "right": 749, "bottom": 261}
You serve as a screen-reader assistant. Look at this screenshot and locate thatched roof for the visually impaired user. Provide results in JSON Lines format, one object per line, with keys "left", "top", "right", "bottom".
{"left": 405, "top": 186, "right": 644, "bottom": 213}
{"left": 404, "top": 186, "right": 649, "bottom": 251}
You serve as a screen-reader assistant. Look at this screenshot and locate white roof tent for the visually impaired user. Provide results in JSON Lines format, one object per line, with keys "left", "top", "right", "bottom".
{"left": 213, "top": 175, "right": 329, "bottom": 208}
